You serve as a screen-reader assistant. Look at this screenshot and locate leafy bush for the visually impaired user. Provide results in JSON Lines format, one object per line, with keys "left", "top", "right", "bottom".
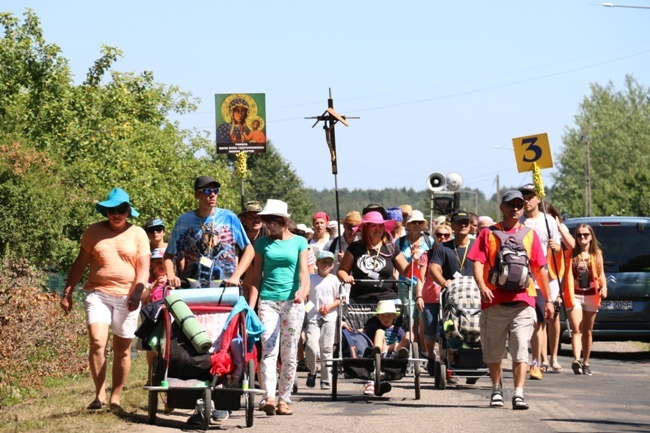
{"left": 0, "top": 259, "right": 87, "bottom": 408}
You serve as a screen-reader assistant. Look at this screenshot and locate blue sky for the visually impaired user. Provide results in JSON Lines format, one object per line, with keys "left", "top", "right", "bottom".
{"left": 6, "top": 1, "right": 650, "bottom": 198}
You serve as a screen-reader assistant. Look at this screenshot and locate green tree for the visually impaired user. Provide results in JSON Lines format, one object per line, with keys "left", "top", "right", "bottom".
{"left": 552, "top": 75, "right": 650, "bottom": 217}
{"left": 0, "top": 10, "right": 232, "bottom": 271}
{"left": 232, "top": 142, "right": 314, "bottom": 223}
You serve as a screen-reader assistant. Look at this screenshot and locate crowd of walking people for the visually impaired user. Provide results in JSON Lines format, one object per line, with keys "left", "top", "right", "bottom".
{"left": 60, "top": 176, "right": 608, "bottom": 418}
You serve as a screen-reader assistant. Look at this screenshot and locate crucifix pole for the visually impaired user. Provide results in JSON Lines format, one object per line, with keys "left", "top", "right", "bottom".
{"left": 305, "top": 88, "right": 358, "bottom": 230}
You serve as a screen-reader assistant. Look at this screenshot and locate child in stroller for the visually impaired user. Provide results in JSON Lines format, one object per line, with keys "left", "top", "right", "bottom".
{"left": 361, "top": 300, "right": 410, "bottom": 394}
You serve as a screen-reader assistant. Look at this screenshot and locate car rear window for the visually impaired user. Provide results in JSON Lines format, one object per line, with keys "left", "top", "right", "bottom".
{"left": 573, "top": 224, "right": 650, "bottom": 273}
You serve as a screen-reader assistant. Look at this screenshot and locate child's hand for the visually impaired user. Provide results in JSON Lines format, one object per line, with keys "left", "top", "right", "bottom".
{"left": 319, "top": 305, "right": 329, "bottom": 316}
{"left": 155, "top": 275, "right": 167, "bottom": 286}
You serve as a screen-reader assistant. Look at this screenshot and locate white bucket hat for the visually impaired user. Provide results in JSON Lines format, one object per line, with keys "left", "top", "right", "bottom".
{"left": 406, "top": 210, "right": 426, "bottom": 224}
{"left": 258, "top": 199, "right": 291, "bottom": 218}
{"left": 374, "top": 300, "right": 400, "bottom": 316}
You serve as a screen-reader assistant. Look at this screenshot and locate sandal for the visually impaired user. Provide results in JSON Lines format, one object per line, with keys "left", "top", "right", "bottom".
{"left": 87, "top": 399, "right": 106, "bottom": 410}
{"left": 512, "top": 395, "right": 529, "bottom": 410}
{"left": 550, "top": 358, "right": 562, "bottom": 372}
{"left": 540, "top": 361, "right": 549, "bottom": 372}
{"left": 275, "top": 398, "right": 293, "bottom": 416}
{"left": 259, "top": 397, "right": 276, "bottom": 416}
{"left": 490, "top": 390, "right": 504, "bottom": 407}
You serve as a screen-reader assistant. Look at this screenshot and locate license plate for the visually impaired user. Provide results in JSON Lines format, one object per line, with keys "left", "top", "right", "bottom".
{"left": 601, "top": 300, "right": 633, "bottom": 311}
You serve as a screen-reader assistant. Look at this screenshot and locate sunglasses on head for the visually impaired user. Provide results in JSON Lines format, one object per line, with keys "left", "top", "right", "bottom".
{"left": 106, "top": 203, "right": 130, "bottom": 215}
{"left": 199, "top": 188, "right": 219, "bottom": 195}
{"left": 146, "top": 226, "right": 164, "bottom": 234}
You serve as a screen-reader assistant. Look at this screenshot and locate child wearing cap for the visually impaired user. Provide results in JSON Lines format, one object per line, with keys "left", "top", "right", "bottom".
{"left": 361, "top": 300, "right": 410, "bottom": 395}
{"left": 363, "top": 300, "right": 410, "bottom": 359}
{"left": 304, "top": 251, "right": 340, "bottom": 390}
{"left": 141, "top": 248, "right": 168, "bottom": 304}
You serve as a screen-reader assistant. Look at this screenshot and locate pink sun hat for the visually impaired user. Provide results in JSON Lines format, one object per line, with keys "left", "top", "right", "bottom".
{"left": 352, "top": 211, "right": 396, "bottom": 234}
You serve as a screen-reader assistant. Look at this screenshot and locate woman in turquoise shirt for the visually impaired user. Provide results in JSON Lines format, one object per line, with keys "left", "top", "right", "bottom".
{"left": 249, "top": 199, "right": 309, "bottom": 416}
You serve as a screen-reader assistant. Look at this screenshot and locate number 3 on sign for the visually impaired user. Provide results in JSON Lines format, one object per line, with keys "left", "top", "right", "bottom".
{"left": 511, "top": 133, "right": 553, "bottom": 173}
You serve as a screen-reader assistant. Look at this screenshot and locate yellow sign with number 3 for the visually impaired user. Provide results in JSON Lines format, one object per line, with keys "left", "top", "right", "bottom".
{"left": 511, "top": 133, "right": 553, "bottom": 173}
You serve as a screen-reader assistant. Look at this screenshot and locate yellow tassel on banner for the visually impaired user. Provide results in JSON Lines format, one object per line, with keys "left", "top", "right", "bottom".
{"left": 533, "top": 162, "right": 546, "bottom": 199}
{"left": 236, "top": 152, "right": 249, "bottom": 179}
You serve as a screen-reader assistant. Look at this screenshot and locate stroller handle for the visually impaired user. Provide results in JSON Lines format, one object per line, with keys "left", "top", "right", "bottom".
{"left": 350, "top": 279, "right": 411, "bottom": 287}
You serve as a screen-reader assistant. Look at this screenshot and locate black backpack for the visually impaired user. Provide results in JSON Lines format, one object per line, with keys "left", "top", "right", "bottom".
{"left": 488, "top": 226, "right": 532, "bottom": 291}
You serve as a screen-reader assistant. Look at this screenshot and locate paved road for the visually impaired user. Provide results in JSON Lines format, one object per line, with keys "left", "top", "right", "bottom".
{"left": 126, "top": 343, "right": 650, "bottom": 432}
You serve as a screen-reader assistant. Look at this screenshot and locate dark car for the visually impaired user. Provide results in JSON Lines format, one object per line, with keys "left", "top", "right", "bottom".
{"left": 561, "top": 217, "right": 650, "bottom": 343}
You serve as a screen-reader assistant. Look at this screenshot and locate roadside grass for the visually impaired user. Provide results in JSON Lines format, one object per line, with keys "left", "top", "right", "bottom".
{"left": 0, "top": 353, "right": 151, "bottom": 433}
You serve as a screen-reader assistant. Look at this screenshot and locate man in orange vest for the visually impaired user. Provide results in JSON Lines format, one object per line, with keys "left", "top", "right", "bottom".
{"left": 468, "top": 190, "right": 553, "bottom": 410}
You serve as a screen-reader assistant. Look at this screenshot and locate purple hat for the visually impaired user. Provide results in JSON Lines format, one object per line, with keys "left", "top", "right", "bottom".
{"left": 353, "top": 211, "right": 397, "bottom": 234}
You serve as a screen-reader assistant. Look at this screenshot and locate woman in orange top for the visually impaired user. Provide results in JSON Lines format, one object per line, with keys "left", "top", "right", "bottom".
{"left": 563, "top": 224, "right": 607, "bottom": 376}
{"left": 60, "top": 188, "right": 150, "bottom": 411}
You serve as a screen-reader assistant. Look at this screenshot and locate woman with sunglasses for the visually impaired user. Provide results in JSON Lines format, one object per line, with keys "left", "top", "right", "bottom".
{"left": 249, "top": 200, "right": 310, "bottom": 416}
{"left": 60, "top": 187, "right": 150, "bottom": 411}
{"left": 337, "top": 211, "right": 411, "bottom": 304}
{"left": 564, "top": 224, "right": 608, "bottom": 376}
{"left": 144, "top": 217, "right": 167, "bottom": 251}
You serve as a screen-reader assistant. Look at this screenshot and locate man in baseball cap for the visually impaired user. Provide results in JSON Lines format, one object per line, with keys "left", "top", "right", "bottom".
{"left": 164, "top": 176, "right": 253, "bottom": 288}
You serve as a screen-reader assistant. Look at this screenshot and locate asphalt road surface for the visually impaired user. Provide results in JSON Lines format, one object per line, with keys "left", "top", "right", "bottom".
{"left": 127, "top": 342, "right": 650, "bottom": 433}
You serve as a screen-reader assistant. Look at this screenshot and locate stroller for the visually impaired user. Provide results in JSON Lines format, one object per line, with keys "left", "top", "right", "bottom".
{"left": 140, "top": 286, "right": 264, "bottom": 430}
{"left": 434, "top": 276, "right": 488, "bottom": 389}
{"left": 329, "top": 279, "right": 425, "bottom": 400}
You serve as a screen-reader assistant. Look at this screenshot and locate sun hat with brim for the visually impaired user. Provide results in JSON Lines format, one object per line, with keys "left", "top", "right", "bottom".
{"left": 96, "top": 188, "right": 139, "bottom": 218}
{"left": 406, "top": 210, "right": 426, "bottom": 224}
{"left": 258, "top": 199, "right": 291, "bottom": 218}
{"left": 353, "top": 211, "right": 396, "bottom": 234}
{"left": 374, "top": 300, "right": 400, "bottom": 316}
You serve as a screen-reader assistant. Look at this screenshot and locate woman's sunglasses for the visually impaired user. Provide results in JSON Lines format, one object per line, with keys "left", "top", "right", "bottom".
{"left": 106, "top": 204, "right": 129, "bottom": 215}
{"left": 576, "top": 233, "right": 591, "bottom": 238}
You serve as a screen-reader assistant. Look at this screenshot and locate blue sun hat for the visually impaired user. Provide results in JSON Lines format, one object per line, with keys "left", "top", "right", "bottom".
{"left": 95, "top": 188, "right": 140, "bottom": 218}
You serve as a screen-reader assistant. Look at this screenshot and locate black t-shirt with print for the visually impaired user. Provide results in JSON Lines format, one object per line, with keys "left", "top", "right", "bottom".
{"left": 346, "top": 241, "right": 399, "bottom": 302}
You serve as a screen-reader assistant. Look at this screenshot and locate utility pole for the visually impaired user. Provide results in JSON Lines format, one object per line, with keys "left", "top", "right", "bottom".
{"left": 584, "top": 126, "right": 592, "bottom": 217}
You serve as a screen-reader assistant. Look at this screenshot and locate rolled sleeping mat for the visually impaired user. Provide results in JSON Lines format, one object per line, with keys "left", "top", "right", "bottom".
{"left": 164, "top": 292, "right": 212, "bottom": 354}
{"left": 170, "top": 287, "right": 240, "bottom": 306}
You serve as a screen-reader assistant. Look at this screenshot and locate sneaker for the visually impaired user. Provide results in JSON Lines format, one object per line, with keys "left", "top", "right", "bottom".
{"left": 397, "top": 347, "right": 409, "bottom": 359}
{"left": 363, "top": 381, "right": 375, "bottom": 395}
{"left": 320, "top": 381, "right": 331, "bottom": 390}
{"left": 376, "top": 381, "right": 392, "bottom": 396}
{"left": 259, "top": 397, "right": 276, "bottom": 416}
{"left": 582, "top": 364, "right": 593, "bottom": 376}
{"left": 490, "top": 390, "right": 504, "bottom": 407}
{"left": 212, "top": 410, "right": 229, "bottom": 422}
{"left": 571, "top": 360, "right": 583, "bottom": 375}
{"left": 187, "top": 412, "right": 203, "bottom": 425}
{"left": 512, "top": 395, "right": 529, "bottom": 410}
{"left": 306, "top": 374, "right": 316, "bottom": 388}
{"left": 529, "top": 365, "right": 542, "bottom": 380}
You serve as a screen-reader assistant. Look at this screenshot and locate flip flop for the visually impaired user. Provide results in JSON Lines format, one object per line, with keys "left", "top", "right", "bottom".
{"left": 87, "top": 399, "right": 106, "bottom": 410}
{"left": 109, "top": 403, "right": 125, "bottom": 414}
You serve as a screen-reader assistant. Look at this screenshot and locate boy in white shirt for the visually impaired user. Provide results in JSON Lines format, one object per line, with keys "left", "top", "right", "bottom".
{"left": 305, "top": 251, "right": 340, "bottom": 390}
